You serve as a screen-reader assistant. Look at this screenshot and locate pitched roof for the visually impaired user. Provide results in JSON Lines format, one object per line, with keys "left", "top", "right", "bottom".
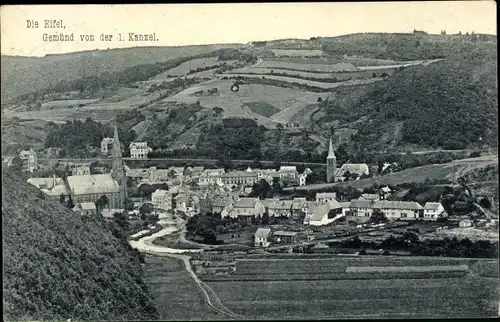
{"left": 279, "top": 166, "right": 297, "bottom": 172}
{"left": 152, "top": 189, "right": 169, "bottom": 198}
{"left": 310, "top": 200, "right": 342, "bottom": 221}
{"left": 316, "top": 192, "right": 337, "bottom": 200}
{"left": 273, "top": 230, "right": 297, "bottom": 237}
{"left": 79, "top": 202, "right": 97, "bottom": 210}
{"left": 66, "top": 174, "right": 120, "bottom": 195}
{"left": 337, "top": 163, "right": 369, "bottom": 176}
{"left": 349, "top": 200, "right": 377, "bottom": 208}
{"left": 27, "top": 177, "right": 64, "bottom": 189}
{"left": 380, "top": 186, "right": 392, "bottom": 193}
{"left": 234, "top": 198, "right": 260, "bottom": 208}
{"left": 359, "top": 193, "right": 379, "bottom": 201}
{"left": 374, "top": 200, "right": 423, "bottom": 210}
{"left": 255, "top": 228, "right": 271, "bottom": 238}
{"left": 222, "top": 171, "right": 258, "bottom": 178}
{"left": 424, "top": 202, "right": 443, "bottom": 210}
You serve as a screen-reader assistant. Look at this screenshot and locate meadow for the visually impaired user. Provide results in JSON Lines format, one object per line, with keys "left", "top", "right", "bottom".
{"left": 143, "top": 255, "right": 223, "bottom": 320}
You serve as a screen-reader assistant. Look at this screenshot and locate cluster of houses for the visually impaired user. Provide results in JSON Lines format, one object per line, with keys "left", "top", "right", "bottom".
{"left": 206, "top": 189, "right": 448, "bottom": 227}
{"left": 127, "top": 164, "right": 312, "bottom": 187}
{"left": 2, "top": 148, "right": 39, "bottom": 173}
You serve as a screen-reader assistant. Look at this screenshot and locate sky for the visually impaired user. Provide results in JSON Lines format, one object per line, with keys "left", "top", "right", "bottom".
{"left": 0, "top": 2, "right": 497, "bottom": 57}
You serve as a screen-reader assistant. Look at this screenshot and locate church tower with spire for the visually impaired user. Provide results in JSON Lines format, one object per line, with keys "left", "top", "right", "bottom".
{"left": 111, "top": 122, "right": 127, "bottom": 207}
{"left": 326, "top": 138, "right": 336, "bottom": 183}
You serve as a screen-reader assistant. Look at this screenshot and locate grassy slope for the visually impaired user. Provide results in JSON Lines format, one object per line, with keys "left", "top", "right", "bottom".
{"left": 2, "top": 168, "right": 159, "bottom": 321}
{"left": 1, "top": 44, "right": 241, "bottom": 104}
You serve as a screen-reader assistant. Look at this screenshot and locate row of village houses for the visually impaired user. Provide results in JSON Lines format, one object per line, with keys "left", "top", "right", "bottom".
{"left": 126, "top": 165, "right": 312, "bottom": 187}
{"left": 151, "top": 185, "right": 447, "bottom": 226}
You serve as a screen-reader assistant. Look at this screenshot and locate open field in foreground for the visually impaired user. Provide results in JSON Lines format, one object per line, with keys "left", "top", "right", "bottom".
{"left": 143, "top": 255, "right": 223, "bottom": 320}
{"left": 201, "top": 256, "right": 499, "bottom": 319}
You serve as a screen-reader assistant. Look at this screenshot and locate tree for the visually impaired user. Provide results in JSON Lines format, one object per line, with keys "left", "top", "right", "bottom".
{"left": 67, "top": 195, "right": 75, "bottom": 209}
{"left": 261, "top": 213, "right": 270, "bottom": 225}
{"left": 370, "top": 209, "right": 388, "bottom": 223}
{"left": 276, "top": 123, "right": 284, "bottom": 131}
{"left": 11, "top": 156, "right": 23, "bottom": 172}
{"left": 479, "top": 198, "right": 492, "bottom": 209}
{"left": 139, "top": 203, "right": 154, "bottom": 215}
{"left": 96, "top": 195, "right": 109, "bottom": 211}
{"left": 60, "top": 193, "right": 66, "bottom": 204}
{"left": 124, "top": 198, "right": 135, "bottom": 211}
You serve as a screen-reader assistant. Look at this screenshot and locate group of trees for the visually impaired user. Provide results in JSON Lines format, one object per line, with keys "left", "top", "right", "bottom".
{"left": 332, "top": 232, "right": 498, "bottom": 258}
{"left": 249, "top": 178, "right": 282, "bottom": 199}
{"left": 44, "top": 118, "right": 136, "bottom": 157}
{"left": 197, "top": 118, "right": 266, "bottom": 160}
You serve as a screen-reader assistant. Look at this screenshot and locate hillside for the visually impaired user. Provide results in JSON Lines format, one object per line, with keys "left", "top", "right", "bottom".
{"left": 2, "top": 168, "right": 159, "bottom": 321}
{"left": 313, "top": 43, "right": 497, "bottom": 151}
{"left": 1, "top": 44, "right": 241, "bottom": 104}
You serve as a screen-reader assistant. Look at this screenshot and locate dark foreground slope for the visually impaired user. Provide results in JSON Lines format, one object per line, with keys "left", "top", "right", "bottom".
{"left": 2, "top": 168, "right": 159, "bottom": 321}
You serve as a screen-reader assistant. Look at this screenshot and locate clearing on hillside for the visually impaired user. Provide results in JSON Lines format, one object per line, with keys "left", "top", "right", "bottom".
{"left": 164, "top": 79, "right": 329, "bottom": 127}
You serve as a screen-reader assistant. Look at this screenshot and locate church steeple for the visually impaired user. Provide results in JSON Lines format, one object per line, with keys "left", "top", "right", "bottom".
{"left": 110, "top": 121, "right": 127, "bottom": 206}
{"left": 327, "top": 139, "right": 336, "bottom": 159}
{"left": 326, "top": 138, "right": 336, "bottom": 183}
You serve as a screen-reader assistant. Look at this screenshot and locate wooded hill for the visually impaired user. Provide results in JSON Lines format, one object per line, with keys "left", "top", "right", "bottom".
{"left": 2, "top": 168, "right": 159, "bottom": 321}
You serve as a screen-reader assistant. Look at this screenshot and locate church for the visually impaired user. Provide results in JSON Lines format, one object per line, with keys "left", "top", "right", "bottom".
{"left": 66, "top": 123, "right": 128, "bottom": 208}
{"left": 325, "top": 138, "right": 370, "bottom": 183}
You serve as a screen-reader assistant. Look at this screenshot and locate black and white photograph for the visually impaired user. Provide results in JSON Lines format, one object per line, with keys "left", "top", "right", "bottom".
{"left": 1, "top": 2, "right": 499, "bottom": 320}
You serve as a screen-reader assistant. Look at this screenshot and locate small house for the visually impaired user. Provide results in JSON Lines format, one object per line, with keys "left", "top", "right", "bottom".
{"left": 379, "top": 186, "right": 392, "bottom": 200}
{"left": 72, "top": 202, "right": 97, "bottom": 216}
{"left": 273, "top": 231, "right": 298, "bottom": 244}
{"left": 423, "top": 202, "right": 446, "bottom": 221}
{"left": 254, "top": 228, "right": 271, "bottom": 247}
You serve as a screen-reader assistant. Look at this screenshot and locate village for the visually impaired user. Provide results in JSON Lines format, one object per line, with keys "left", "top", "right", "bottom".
{"left": 6, "top": 126, "right": 498, "bottom": 255}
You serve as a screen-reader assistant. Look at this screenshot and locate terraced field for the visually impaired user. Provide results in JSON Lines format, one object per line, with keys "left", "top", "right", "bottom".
{"left": 201, "top": 256, "right": 499, "bottom": 319}
{"left": 257, "top": 60, "right": 359, "bottom": 72}
{"left": 225, "top": 74, "right": 385, "bottom": 89}
{"left": 271, "top": 49, "right": 325, "bottom": 57}
{"left": 151, "top": 57, "right": 220, "bottom": 79}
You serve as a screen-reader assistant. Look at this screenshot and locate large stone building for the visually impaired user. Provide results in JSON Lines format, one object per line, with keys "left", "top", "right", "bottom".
{"left": 326, "top": 139, "right": 336, "bottom": 183}
{"left": 66, "top": 124, "right": 127, "bottom": 209}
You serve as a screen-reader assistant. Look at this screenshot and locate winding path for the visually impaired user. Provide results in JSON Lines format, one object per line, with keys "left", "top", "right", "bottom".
{"left": 129, "top": 218, "right": 244, "bottom": 319}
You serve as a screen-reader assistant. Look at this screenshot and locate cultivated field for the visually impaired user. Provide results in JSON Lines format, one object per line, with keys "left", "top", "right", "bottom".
{"left": 201, "top": 256, "right": 499, "bottom": 319}
{"left": 151, "top": 57, "right": 220, "bottom": 79}
{"left": 143, "top": 255, "right": 223, "bottom": 320}
{"left": 164, "top": 79, "right": 330, "bottom": 127}
{"left": 257, "top": 60, "right": 359, "bottom": 72}
{"left": 271, "top": 49, "right": 325, "bottom": 57}
{"left": 41, "top": 98, "right": 99, "bottom": 109}
{"left": 224, "top": 73, "right": 385, "bottom": 89}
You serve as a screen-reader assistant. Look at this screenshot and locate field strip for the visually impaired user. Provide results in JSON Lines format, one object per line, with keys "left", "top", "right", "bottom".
{"left": 346, "top": 265, "right": 469, "bottom": 273}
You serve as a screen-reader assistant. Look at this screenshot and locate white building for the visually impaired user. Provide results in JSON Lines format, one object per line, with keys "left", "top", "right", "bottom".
{"left": 198, "top": 168, "right": 225, "bottom": 186}
{"left": 27, "top": 175, "right": 69, "bottom": 200}
{"left": 349, "top": 200, "right": 423, "bottom": 220}
{"left": 254, "top": 228, "right": 271, "bottom": 247}
{"left": 101, "top": 137, "right": 114, "bottom": 154}
{"left": 459, "top": 219, "right": 473, "bottom": 228}
{"left": 129, "top": 142, "right": 152, "bottom": 159}
{"left": 19, "top": 148, "right": 37, "bottom": 173}
{"left": 316, "top": 192, "right": 337, "bottom": 203}
{"left": 308, "top": 199, "right": 344, "bottom": 226}
{"left": 151, "top": 189, "right": 172, "bottom": 211}
{"left": 423, "top": 202, "right": 446, "bottom": 221}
